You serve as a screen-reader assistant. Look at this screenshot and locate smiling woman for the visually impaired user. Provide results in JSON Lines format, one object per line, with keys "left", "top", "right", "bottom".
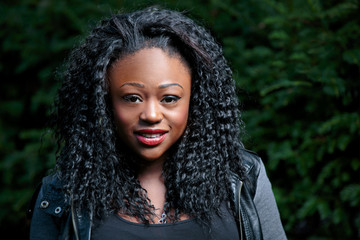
{"left": 108, "top": 48, "right": 191, "bottom": 163}
{"left": 28, "top": 7, "right": 286, "bottom": 240}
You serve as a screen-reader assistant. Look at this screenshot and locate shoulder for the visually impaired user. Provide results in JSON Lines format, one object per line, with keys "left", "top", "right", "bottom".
{"left": 29, "top": 173, "right": 70, "bottom": 239}
{"left": 34, "top": 173, "right": 69, "bottom": 218}
{"left": 229, "top": 149, "right": 264, "bottom": 197}
{"left": 240, "top": 149, "right": 263, "bottom": 183}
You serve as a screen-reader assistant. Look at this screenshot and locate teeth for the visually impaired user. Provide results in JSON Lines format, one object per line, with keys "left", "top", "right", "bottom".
{"left": 140, "top": 133, "right": 162, "bottom": 138}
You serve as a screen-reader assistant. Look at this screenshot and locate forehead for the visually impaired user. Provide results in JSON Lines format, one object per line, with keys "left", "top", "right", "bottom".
{"left": 112, "top": 47, "right": 189, "bottom": 71}
{"left": 108, "top": 48, "right": 191, "bottom": 88}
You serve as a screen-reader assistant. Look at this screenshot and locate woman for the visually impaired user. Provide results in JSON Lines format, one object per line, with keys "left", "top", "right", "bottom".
{"left": 28, "top": 7, "right": 286, "bottom": 240}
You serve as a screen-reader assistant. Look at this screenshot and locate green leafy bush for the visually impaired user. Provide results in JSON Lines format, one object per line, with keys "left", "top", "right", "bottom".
{"left": 1, "top": 0, "right": 359, "bottom": 239}
{"left": 214, "top": 0, "right": 360, "bottom": 239}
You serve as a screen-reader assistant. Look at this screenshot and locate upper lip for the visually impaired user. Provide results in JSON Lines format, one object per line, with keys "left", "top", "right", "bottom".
{"left": 135, "top": 129, "right": 168, "bottom": 134}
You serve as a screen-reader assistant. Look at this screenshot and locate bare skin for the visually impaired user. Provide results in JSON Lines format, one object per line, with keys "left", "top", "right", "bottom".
{"left": 137, "top": 160, "right": 167, "bottom": 221}
{"left": 108, "top": 48, "right": 191, "bottom": 223}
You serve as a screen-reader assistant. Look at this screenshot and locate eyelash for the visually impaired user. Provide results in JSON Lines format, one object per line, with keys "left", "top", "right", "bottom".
{"left": 123, "top": 95, "right": 142, "bottom": 103}
{"left": 161, "top": 95, "right": 181, "bottom": 104}
{"left": 122, "top": 95, "right": 180, "bottom": 104}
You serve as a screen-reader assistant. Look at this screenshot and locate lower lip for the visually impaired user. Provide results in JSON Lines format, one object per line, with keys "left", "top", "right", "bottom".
{"left": 136, "top": 134, "right": 166, "bottom": 146}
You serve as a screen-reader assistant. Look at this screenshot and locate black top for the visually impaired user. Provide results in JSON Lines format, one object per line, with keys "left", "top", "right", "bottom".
{"left": 29, "top": 150, "right": 286, "bottom": 240}
{"left": 91, "top": 203, "right": 239, "bottom": 240}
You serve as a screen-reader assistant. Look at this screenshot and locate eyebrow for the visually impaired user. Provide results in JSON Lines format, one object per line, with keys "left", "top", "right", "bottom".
{"left": 158, "top": 83, "right": 183, "bottom": 89}
{"left": 120, "top": 82, "right": 145, "bottom": 88}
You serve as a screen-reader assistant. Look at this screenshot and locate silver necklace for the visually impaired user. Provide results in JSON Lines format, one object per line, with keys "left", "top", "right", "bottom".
{"left": 156, "top": 210, "right": 167, "bottom": 224}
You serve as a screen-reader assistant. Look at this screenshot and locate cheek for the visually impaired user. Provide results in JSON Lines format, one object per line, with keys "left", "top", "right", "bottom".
{"left": 171, "top": 104, "right": 189, "bottom": 135}
{"left": 113, "top": 107, "right": 132, "bottom": 133}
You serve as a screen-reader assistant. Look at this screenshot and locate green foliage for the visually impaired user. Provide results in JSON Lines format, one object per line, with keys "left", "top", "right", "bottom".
{"left": 1, "top": 0, "right": 359, "bottom": 239}
{"left": 215, "top": 0, "right": 360, "bottom": 239}
{"left": 0, "top": 0, "right": 123, "bottom": 236}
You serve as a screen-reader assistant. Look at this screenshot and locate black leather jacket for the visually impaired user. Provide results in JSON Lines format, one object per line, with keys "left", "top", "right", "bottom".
{"left": 28, "top": 149, "right": 263, "bottom": 240}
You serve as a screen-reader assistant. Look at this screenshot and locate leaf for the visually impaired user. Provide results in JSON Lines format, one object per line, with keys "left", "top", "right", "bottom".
{"left": 260, "top": 80, "right": 312, "bottom": 96}
{"left": 289, "top": 52, "right": 310, "bottom": 62}
{"left": 351, "top": 159, "right": 360, "bottom": 171}
{"left": 343, "top": 49, "right": 360, "bottom": 65}
{"left": 269, "top": 30, "right": 289, "bottom": 41}
{"left": 0, "top": 101, "right": 24, "bottom": 118}
{"left": 341, "top": 184, "right": 360, "bottom": 207}
{"left": 307, "top": 0, "right": 322, "bottom": 13}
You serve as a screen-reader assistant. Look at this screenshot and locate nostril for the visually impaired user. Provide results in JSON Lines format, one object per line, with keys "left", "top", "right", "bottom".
{"left": 139, "top": 111, "right": 163, "bottom": 123}
{"left": 139, "top": 101, "right": 163, "bottom": 123}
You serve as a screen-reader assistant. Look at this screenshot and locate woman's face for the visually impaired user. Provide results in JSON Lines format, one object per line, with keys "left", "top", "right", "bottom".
{"left": 108, "top": 48, "right": 191, "bottom": 162}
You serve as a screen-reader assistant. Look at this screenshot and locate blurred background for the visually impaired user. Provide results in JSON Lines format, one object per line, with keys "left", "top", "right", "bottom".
{"left": 1, "top": 0, "right": 359, "bottom": 239}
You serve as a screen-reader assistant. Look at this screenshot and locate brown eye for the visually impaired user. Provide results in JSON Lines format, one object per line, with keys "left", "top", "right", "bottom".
{"left": 161, "top": 95, "right": 180, "bottom": 104}
{"left": 123, "top": 95, "right": 142, "bottom": 103}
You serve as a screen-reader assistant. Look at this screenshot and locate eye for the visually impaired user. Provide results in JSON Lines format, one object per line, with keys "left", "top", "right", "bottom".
{"left": 161, "top": 95, "right": 180, "bottom": 104}
{"left": 123, "top": 95, "right": 142, "bottom": 103}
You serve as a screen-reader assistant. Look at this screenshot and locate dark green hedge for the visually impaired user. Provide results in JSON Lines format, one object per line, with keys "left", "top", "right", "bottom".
{"left": 1, "top": 0, "right": 359, "bottom": 239}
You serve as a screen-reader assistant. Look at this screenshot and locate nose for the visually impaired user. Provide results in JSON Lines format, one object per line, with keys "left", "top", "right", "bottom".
{"left": 139, "top": 100, "right": 163, "bottom": 124}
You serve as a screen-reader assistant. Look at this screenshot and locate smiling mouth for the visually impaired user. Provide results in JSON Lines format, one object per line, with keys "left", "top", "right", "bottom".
{"left": 135, "top": 130, "right": 167, "bottom": 146}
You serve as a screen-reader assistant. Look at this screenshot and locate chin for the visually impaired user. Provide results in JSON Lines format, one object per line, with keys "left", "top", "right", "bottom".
{"left": 137, "top": 150, "right": 168, "bottom": 162}
{"left": 140, "top": 154, "right": 165, "bottom": 162}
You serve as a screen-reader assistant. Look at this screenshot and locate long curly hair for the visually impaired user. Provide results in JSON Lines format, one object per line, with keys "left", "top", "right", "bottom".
{"left": 52, "top": 7, "right": 246, "bottom": 225}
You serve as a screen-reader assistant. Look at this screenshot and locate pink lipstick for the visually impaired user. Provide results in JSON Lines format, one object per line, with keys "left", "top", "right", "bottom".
{"left": 135, "top": 129, "right": 167, "bottom": 146}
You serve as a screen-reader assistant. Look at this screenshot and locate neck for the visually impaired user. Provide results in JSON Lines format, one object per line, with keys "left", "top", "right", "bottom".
{"left": 137, "top": 158, "right": 164, "bottom": 183}
{"left": 137, "top": 158, "right": 167, "bottom": 216}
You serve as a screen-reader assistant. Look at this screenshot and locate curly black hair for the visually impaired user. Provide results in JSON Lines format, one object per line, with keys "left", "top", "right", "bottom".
{"left": 52, "top": 7, "right": 246, "bottom": 225}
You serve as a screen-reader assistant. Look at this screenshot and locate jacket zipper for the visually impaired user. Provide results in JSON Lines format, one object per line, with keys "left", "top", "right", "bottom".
{"left": 71, "top": 200, "right": 80, "bottom": 240}
{"left": 238, "top": 180, "right": 243, "bottom": 240}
